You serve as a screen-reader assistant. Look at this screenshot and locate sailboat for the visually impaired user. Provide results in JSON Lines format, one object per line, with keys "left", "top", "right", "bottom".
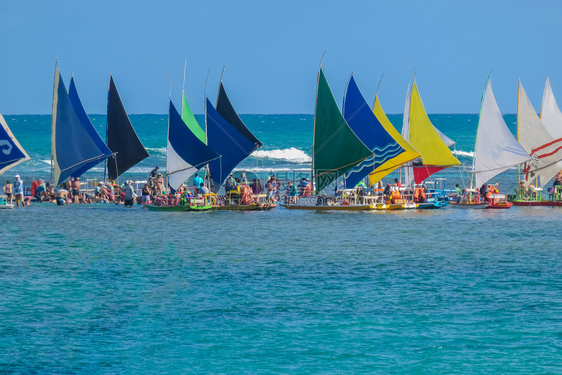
{"left": 401, "top": 80, "right": 461, "bottom": 186}
{"left": 509, "top": 80, "right": 562, "bottom": 206}
{"left": 204, "top": 79, "right": 273, "bottom": 210}
{"left": 106, "top": 75, "right": 150, "bottom": 181}
{"left": 0, "top": 114, "right": 31, "bottom": 175}
{"left": 51, "top": 65, "right": 113, "bottom": 187}
{"left": 341, "top": 75, "right": 431, "bottom": 210}
{"left": 144, "top": 100, "right": 220, "bottom": 211}
{"left": 283, "top": 67, "right": 374, "bottom": 210}
{"left": 453, "top": 77, "right": 531, "bottom": 209}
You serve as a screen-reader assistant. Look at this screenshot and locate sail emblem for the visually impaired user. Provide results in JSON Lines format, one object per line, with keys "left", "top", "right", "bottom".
{"left": 0, "top": 140, "right": 13, "bottom": 155}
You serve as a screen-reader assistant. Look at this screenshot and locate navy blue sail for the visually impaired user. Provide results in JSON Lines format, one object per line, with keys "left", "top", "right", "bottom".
{"left": 0, "top": 115, "right": 30, "bottom": 174}
{"left": 167, "top": 101, "right": 219, "bottom": 190}
{"left": 216, "top": 82, "right": 262, "bottom": 148}
{"left": 206, "top": 98, "right": 256, "bottom": 191}
{"left": 342, "top": 75, "right": 405, "bottom": 187}
{"left": 106, "top": 75, "right": 150, "bottom": 180}
{"left": 52, "top": 68, "right": 112, "bottom": 186}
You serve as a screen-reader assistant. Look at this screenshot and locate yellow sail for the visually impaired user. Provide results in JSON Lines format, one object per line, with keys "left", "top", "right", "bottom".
{"left": 409, "top": 82, "right": 460, "bottom": 167}
{"left": 369, "top": 96, "right": 420, "bottom": 185}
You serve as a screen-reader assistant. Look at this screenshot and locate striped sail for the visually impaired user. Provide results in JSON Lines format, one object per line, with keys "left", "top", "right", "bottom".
{"left": 0, "top": 114, "right": 31, "bottom": 174}
{"left": 368, "top": 96, "right": 420, "bottom": 185}
{"left": 517, "top": 80, "right": 562, "bottom": 187}
{"left": 473, "top": 78, "right": 530, "bottom": 187}
{"left": 342, "top": 75, "right": 406, "bottom": 188}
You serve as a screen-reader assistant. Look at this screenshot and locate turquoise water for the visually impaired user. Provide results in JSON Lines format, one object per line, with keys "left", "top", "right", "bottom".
{"left": 2, "top": 114, "right": 562, "bottom": 372}
{"left": 2, "top": 204, "right": 561, "bottom": 372}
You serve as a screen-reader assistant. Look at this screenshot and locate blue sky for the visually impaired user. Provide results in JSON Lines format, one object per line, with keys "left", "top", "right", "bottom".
{"left": 1, "top": 0, "right": 561, "bottom": 114}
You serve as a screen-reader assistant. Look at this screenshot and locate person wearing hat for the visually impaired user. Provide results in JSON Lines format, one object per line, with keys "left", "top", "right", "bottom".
{"left": 13, "top": 175, "right": 24, "bottom": 207}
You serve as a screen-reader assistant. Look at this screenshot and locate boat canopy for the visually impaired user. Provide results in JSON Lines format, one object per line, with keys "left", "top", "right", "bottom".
{"left": 0, "top": 114, "right": 31, "bottom": 174}
{"left": 51, "top": 68, "right": 112, "bottom": 186}
{"left": 167, "top": 101, "right": 219, "bottom": 190}
{"left": 517, "top": 80, "right": 562, "bottom": 187}
{"left": 106, "top": 75, "right": 149, "bottom": 181}
{"left": 313, "top": 69, "right": 373, "bottom": 193}
{"left": 473, "top": 79, "right": 530, "bottom": 187}
{"left": 342, "top": 75, "right": 406, "bottom": 188}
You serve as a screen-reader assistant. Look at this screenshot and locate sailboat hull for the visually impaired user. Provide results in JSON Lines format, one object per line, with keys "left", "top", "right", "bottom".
{"left": 510, "top": 200, "right": 562, "bottom": 207}
{"left": 143, "top": 204, "right": 213, "bottom": 212}
{"left": 282, "top": 204, "right": 371, "bottom": 211}
{"left": 214, "top": 204, "right": 276, "bottom": 211}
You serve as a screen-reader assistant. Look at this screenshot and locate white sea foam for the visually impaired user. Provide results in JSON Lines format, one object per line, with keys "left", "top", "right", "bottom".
{"left": 452, "top": 150, "right": 475, "bottom": 158}
{"left": 251, "top": 147, "right": 311, "bottom": 163}
{"left": 146, "top": 147, "right": 166, "bottom": 155}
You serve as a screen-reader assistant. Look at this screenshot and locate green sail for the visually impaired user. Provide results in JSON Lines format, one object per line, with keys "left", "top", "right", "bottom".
{"left": 313, "top": 69, "right": 373, "bottom": 192}
{"left": 182, "top": 92, "right": 206, "bottom": 144}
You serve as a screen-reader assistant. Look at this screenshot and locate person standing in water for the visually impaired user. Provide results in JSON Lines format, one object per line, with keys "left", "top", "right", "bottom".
{"left": 3, "top": 180, "right": 13, "bottom": 204}
{"left": 123, "top": 180, "right": 136, "bottom": 207}
{"left": 13, "top": 175, "right": 24, "bottom": 207}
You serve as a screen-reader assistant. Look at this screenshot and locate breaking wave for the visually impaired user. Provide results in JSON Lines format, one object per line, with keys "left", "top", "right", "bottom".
{"left": 452, "top": 150, "right": 475, "bottom": 158}
{"left": 251, "top": 148, "right": 311, "bottom": 163}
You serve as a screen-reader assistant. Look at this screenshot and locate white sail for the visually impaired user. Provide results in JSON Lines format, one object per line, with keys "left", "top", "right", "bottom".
{"left": 540, "top": 77, "right": 562, "bottom": 139}
{"left": 473, "top": 79, "right": 530, "bottom": 188}
{"left": 434, "top": 125, "right": 456, "bottom": 147}
{"left": 517, "top": 80, "right": 562, "bottom": 187}
{"left": 166, "top": 139, "right": 197, "bottom": 191}
{"left": 402, "top": 84, "right": 414, "bottom": 187}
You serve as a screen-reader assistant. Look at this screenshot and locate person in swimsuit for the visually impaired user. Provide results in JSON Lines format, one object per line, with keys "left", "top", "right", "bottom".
{"left": 72, "top": 177, "right": 81, "bottom": 203}
{"left": 3, "top": 180, "right": 13, "bottom": 203}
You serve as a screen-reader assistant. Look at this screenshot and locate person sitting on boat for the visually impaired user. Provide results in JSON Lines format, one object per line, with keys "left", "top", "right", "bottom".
{"left": 192, "top": 173, "right": 204, "bottom": 195}
{"left": 454, "top": 184, "right": 462, "bottom": 196}
{"left": 250, "top": 179, "right": 259, "bottom": 195}
{"left": 414, "top": 187, "right": 426, "bottom": 203}
{"left": 390, "top": 187, "right": 402, "bottom": 204}
{"left": 394, "top": 178, "right": 402, "bottom": 188}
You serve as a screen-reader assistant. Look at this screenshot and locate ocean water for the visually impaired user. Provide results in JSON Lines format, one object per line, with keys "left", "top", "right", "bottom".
{"left": 2, "top": 114, "right": 562, "bottom": 373}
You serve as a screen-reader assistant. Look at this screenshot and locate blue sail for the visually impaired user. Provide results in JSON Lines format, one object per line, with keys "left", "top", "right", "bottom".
{"left": 342, "top": 75, "right": 405, "bottom": 187}
{"left": 167, "top": 101, "right": 219, "bottom": 190}
{"left": 206, "top": 98, "right": 256, "bottom": 190}
{"left": 51, "top": 69, "right": 112, "bottom": 186}
{"left": 0, "top": 114, "right": 30, "bottom": 174}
